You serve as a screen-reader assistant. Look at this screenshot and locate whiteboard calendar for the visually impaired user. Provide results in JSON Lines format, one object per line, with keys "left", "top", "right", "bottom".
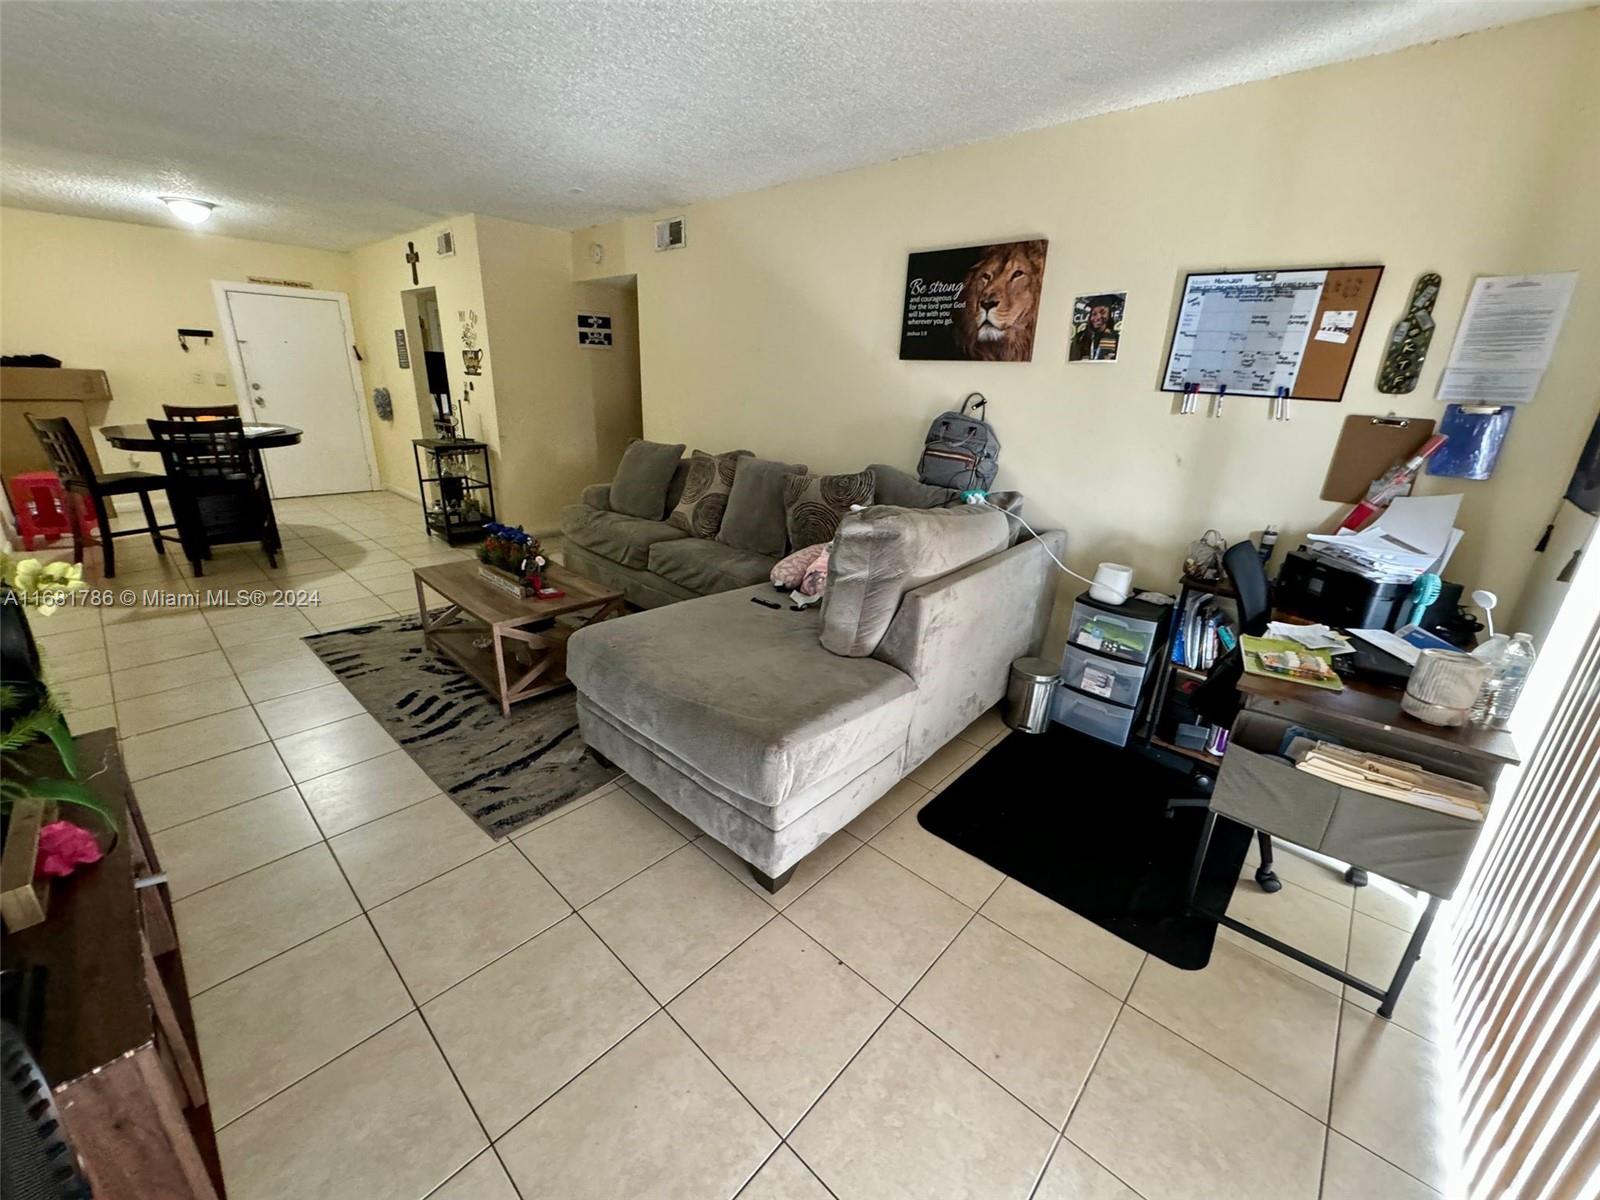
{"left": 1160, "top": 265, "right": 1384, "bottom": 401}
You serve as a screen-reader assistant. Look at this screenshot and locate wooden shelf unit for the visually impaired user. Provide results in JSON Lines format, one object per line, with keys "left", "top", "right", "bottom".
{"left": 1, "top": 730, "right": 226, "bottom": 1198}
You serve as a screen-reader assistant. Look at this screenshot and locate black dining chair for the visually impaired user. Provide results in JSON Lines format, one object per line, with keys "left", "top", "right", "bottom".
{"left": 147, "top": 418, "right": 281, "bottom": 575}
{"left": 26, "top": 414, "right": 175, "bottom": 579}
{"left": 161, "top": 404, "right": 242, "bottom": 421}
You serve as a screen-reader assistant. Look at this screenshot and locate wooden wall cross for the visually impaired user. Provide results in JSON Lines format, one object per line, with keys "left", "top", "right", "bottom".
{"left": 405, "top": 241, "right": 421, "bottom": 285}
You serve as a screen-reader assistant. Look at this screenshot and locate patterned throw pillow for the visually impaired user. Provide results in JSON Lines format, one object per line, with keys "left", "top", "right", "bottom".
{"left": 782, "top": 469, "right": 875, "bottom": 550}
{"left": 668, "top": 450, "right": 744, "bottom": 538}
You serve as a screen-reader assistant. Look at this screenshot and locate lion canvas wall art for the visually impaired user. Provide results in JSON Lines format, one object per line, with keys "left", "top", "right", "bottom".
{"left": 899, "top": 238, "right": 1048, "bottom": 362}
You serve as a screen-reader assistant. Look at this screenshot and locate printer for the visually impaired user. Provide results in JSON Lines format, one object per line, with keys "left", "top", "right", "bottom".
{"left": 1275, "top": 549, "right": 1464, "bottom": 634}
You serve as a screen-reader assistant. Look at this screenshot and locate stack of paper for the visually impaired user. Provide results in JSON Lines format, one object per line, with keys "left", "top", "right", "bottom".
{"left": 1306, "top": 495, "right": 1464, "bottom": 583}
{"left": 1348, "top": 625, "right": 1457, "bottom": 667}
{"left": 1288, "top": 738, "right": 1487, "bottom": 822}
{"left": 1266, "top": 622, "right": 1355, "bottom": 655}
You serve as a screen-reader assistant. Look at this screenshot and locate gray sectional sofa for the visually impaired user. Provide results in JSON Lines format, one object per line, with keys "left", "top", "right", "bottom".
{"left": 565, "top": 450, "right": 1063, "bottom": 891}
{"left": 561, "top": 478, "right": 773, "bottom": 610}
{"left": 560, "top": 454, "right": 1020, "bottom": 610}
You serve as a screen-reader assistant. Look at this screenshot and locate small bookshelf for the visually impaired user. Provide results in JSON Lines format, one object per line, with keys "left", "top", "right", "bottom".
{"left": 1140, "top": 573, "right": 1240, "bottom": 763}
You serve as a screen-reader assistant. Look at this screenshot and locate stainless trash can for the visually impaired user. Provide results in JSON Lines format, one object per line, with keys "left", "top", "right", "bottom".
{"left": 1004, "top": 656, "right": 1059, "bottom": 734}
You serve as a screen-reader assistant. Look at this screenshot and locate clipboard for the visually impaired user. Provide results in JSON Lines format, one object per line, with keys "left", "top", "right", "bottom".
{"left": 1427, "top": 405, "right": 1515, "bottom": 480}
{"left": 1321, "top": 413, "right": 1437, "bottom": 503}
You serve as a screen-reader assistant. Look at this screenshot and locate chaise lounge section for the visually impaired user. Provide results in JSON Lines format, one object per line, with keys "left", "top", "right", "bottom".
{"left": 568, "top": 503, "right": 1064, "bottom": 889}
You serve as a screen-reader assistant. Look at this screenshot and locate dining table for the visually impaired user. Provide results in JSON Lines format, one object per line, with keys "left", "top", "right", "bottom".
{"left": 98, "top": 421, "right": 304, "bottom": 454}
{"left": 98, "top": 422, "right": 304, "bottom": 567}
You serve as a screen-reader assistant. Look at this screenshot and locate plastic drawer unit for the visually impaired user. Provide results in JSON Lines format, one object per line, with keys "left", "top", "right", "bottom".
{"left": 1059, "top": 643, "right": 1147, "bottom": 709}
{"left": 1066, "top": 592, "right": 1167, "bottom": 665}
{"left": 1054, "top": 591, "right": 1171, "bottom": 746}
{"left": 1052, "top": 686, "right": 1139, "bottom": 747}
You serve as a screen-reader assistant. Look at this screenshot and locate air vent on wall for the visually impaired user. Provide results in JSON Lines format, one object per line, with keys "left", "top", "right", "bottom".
{"left": 436, "top": 230, "right": 455, "bottom": 257}
{"left": 655, "top": 217, "right": 686, "bottom": 251}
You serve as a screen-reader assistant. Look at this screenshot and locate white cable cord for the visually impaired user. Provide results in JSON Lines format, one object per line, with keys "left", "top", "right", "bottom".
{"left": 970, "top": 497, "right": 1099, "bottom": 587}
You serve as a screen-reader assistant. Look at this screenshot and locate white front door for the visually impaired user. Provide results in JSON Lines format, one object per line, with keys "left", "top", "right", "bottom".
{"left": 218, "top": 286, "right": 376, "bottom": 497}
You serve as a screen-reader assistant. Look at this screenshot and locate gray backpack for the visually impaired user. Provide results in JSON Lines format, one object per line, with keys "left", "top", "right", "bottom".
{"left": 918, "top": 393, "right": 1000, "bottom": 492}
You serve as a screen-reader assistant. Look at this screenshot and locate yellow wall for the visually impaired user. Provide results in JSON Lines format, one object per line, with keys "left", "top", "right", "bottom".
{"left": 348, "top": 213, "right": 642, "bottom": 532}
{"left": 0, "top": 207, "right": 353, "bottom": 471}
{"left": 474, "top": 215, "right": 642, "bottom": 532}
{"left": 349, "top": 215, "right": 499, "bottom": 499}
{"left": 0, "top": 204, "right": 641, "bottom": 535}
{"left": 580, "top": 281, "right": 644, "bottom": 474}
{"left": 600, "top": 10, "right": 1600, "bottom": 631}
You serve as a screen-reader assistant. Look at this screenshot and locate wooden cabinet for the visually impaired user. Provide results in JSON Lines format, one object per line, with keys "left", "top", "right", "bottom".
{"left": 0, "top": 366, "right": 114, "bottom": 480}
{"left": 1, "top": 730, "right": 226, "bottom": 1198}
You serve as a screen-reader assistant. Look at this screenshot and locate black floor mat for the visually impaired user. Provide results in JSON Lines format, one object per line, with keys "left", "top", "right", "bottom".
{"left": 917, "top": 724, "right": 1250, "bottom": 970}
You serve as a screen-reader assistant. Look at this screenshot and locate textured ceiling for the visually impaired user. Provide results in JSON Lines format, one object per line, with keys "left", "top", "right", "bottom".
{"left": 0, "top": 0, "right": 1578, "bottom": 251}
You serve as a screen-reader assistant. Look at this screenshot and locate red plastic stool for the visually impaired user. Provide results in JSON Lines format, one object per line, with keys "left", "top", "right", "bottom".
{"left": 8, "top": 471, "right": 97, "bottom": 549}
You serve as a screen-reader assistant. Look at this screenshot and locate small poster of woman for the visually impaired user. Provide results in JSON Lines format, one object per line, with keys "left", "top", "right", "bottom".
{"left": 1068, "top": 292, "right": 1125, "bottom": 362}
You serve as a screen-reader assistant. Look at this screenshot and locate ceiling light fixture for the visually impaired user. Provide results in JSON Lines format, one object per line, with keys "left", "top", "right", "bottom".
{"left": 159, "top": 196, "right": 217, "bottom": 225}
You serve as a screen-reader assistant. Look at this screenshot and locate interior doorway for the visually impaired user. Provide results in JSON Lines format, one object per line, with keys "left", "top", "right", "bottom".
{"left": 581, "top": 276, "right": 644, "bottom": 478}
{"left": 402, "top": 287, "right": 461, "bottom": 439}
{"left": 213, "top": 281, "right": 379, "bottom": 497}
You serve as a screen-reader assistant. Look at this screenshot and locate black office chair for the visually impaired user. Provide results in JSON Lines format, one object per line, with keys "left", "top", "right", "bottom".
{"left": 148, "top": 418, "right": 280, "bottom": 575}
{"left": 1190, "top": 541, "right": 1272, "bottom": 725}
{"left": 26, "top": 414, "right": 174, "bottom": 579}
{"left": 1176, "top": 541, "right": 1285, "bottom": 892}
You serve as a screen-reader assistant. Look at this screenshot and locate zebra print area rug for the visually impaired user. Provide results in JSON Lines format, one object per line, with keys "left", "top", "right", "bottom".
{"left": 304, "top": 615, "right": 620, "bottom": 838}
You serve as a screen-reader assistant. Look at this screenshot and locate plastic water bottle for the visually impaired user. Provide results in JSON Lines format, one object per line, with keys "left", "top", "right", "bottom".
{"left": 1471, "top": 632, "right": 1537, "bottom": 729}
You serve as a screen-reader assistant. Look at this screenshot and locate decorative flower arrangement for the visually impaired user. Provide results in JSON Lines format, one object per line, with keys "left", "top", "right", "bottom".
{"left": 477, "top": 523, "right": 548, "bottom": 587}
{"left": 37, "top": 820, "right": 103, "bottom": 878}
{"left": 2, "top": 556, "right": 87, "bottom": 615}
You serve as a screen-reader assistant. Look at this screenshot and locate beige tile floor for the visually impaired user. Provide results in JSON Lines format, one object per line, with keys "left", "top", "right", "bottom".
{"left": 28, "top": 491, "right": 1457, "bottom": 1200}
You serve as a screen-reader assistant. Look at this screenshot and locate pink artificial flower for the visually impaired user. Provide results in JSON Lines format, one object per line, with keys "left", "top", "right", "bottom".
{"left": 35, "top": 820, "right": 103, "bottom": 879}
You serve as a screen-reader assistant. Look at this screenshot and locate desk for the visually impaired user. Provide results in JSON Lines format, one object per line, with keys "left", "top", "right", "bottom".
{"left": 1191, "top": 668, "right": 1520, "bottom": 1017}
{"left": 1235, "top": 669, "right": 1519, "bottom": 774}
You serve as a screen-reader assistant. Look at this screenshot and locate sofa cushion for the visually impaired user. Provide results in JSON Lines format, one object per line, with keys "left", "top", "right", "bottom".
{"left": 567, "top": 585, "right": 918, "bottom": 813}
{"left": 668, "top": 451, "right": 742, "bottom": 538}
{"left": 783, "top": 468, "right": 876, "bottom": 550}
{"left": 647, "top": 538, "right": 777, "bottom": 595}
{"left": 610, "top": 438, "right": 686, "bottom": 519}
{"left": 821, "top": 504, "right": 1010, "bottom": 657}
{"left": 868, "top": 464, "right": 960, "bottom": 509}
{"left": 561, "top": 504, "right": 687, "bottom": 569}
{"left": 719, "top": 457, "right": 807, "bottom": 556}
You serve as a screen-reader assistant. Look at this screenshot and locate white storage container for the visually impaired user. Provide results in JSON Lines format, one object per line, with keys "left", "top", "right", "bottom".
{"left": 1059, "top": 643, "right": 1146, "bottom": 709}
{"left": 1067, "top": 602, "right": 1163, "bottom": 665}
{"left": 1052, "top": 685, "right": 1138, "bottom": 746}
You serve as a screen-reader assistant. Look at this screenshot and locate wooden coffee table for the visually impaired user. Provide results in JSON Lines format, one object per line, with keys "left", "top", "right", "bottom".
{"left": 413, "top": 560, "right": 625, "bottom": 715}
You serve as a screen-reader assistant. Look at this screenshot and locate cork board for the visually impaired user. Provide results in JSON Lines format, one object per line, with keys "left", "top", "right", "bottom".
{"left": 1161, "top": 265, "right": 1384, "bottom": 401}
